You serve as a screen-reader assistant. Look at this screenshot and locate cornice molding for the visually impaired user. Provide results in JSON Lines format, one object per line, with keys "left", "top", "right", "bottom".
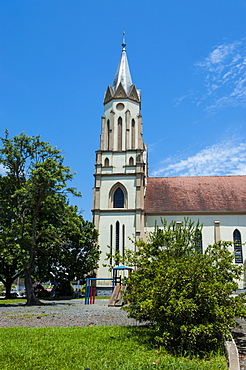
{"left": 145, "top": 211, "right": 246, "bottom": 216}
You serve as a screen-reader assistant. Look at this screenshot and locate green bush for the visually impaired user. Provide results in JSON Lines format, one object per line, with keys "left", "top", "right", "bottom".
{"left": 124, "top": 218, "right": 246, "bottom": 355}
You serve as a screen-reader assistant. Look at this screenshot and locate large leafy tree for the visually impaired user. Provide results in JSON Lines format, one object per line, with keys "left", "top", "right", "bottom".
{"left": 0, "top": 175, "right": 23, "bottom": 298}
{"left": 34, "top": 205, "right": 100, "bottom": 284}
{"left": 123, "top": 218, "right": 246, "bottom": 354}
{"left": 0, "top": 131, "right": 100, "bottom": 305}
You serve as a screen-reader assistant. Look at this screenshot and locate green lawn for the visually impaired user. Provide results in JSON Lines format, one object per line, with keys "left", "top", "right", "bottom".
{"left": 0, "top": 326, "right": 228, "bottom": 370}
{"left": 0, "top": 298, "right": 26, "bottom": 305}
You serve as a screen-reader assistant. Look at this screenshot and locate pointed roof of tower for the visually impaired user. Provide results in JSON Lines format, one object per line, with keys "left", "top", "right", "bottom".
{"left": 112, "top": 32, "right": 133, "bottom": 95}
{"left": 104, "top": 33, "right": 140, "bottom": 105}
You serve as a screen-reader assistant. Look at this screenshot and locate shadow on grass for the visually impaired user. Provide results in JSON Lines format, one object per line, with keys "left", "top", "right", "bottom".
{"left": 120, "top": 325, "right": 159, "bottom": 349}
{"left": 123, "top": 325, "right": 227, "bottom": 360}
{"left": 0, "top": 301, "right": 77, "bottom": 307}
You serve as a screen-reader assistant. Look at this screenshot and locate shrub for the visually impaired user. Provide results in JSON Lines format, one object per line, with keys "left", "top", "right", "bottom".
{"left": 124, "top": 218, "right": 246, "bottom": 354}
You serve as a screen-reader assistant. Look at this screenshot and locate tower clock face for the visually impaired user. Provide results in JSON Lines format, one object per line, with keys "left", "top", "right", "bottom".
{"left": 116, "top": 103, "right": 125, "bottom": 111}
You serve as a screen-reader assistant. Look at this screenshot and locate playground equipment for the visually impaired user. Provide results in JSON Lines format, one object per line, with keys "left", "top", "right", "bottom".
{"left": 108, "top": 266, "right": 133, "bottom": 307}
{"left": 84, "top": 266, "right": 133, "bottom": 306}
{"left": 85, "top": 278, "right": 114, "bottom": 305}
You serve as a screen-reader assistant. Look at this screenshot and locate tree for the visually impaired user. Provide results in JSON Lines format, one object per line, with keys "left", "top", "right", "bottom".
{"left": 123, "top": 218, "right": 246, "bottom": 354}
{"left": 34, "top": 205, "right": 100, "bottom": 284}
{"left": 0, "top": 131, "right": 100, "bottom": 305}
{"left": 0, "top": 175, "right": 23, "bottom": 298}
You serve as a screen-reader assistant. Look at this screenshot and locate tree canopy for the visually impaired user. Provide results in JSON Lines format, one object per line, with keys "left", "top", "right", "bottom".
{"left": 121, "top": 218, "right": 246, "bottom": 354}
{"left": 0, "top": 131, "right": 100, "bottom": 304}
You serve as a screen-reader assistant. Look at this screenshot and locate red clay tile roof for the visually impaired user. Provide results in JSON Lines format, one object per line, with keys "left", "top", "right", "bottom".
{"left": 144, "top": 176, "right": 246, "bottom": 213}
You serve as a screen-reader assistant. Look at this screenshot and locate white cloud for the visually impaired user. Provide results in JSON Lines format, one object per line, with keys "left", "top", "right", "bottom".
{"left": 195, "top": 39, "right": 246, "bottom": 110}
{"left": 197, "top": 42, "right": 238, "bottom": 69}
{"left": 175, "top": 39, "right": 246, "bottom": 110}
{"left": 151, "top": 139, "right": 246, "bottom": 177}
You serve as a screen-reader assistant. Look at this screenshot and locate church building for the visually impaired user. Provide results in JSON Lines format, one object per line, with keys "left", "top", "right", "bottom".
{"left": 92, "top": 39, "right": 246, "bottom": 287}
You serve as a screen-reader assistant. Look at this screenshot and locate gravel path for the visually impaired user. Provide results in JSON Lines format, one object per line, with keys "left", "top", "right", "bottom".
{"left": 0, "top": 299, "right": 140, "bottom": 328}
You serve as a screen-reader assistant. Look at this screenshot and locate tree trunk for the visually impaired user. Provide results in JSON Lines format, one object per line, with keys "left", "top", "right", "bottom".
{"left": 4, "top": 277, "right": 13, "bottom": 299}
{"left": 24, "top": 268, "right": 43, "bottom": 306}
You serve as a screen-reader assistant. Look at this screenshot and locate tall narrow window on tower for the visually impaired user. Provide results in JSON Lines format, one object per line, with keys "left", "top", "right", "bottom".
{"left": 122, "top": 224, "right": 125, "bottom": 261}
{"left": 113, "top": 187, "right": 124, "bottom": 208}
{"left": 106, "top": 120, "right": 110, "bottom": 150}
{"left": 116, "top": 221, "right": 120, "bottom": 253}
{"left": 131, "top": 119, "right": 135, "bottom": 149}
{"left": 118, "top": 117, "right": 122, "bottom": 151}
{"left": 110, "top": 224, "right": 113, "bottom": 265}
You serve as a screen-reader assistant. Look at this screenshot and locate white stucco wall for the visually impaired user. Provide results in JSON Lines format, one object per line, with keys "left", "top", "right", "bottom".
{"left": 99, "top": 175, "right": 136, "bottom": 210}
{"left": 104, "top": 99, "right": 140, "bottom": 151}
{"left": 97, "top": 211, "right": 136, "bottom": 278}
{"left": 146, "top": 214, "right": 246, "bottom": 288}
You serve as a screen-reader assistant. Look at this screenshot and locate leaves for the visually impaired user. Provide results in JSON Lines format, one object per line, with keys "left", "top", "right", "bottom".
{"left": 123, "top": 218, "right": 246, "bottom": 355}
{"left": 0, "top": 131, "right": 99, "bottom": 303}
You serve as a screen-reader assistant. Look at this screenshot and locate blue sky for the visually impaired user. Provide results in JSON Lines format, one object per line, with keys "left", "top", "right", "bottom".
{"left": 0, "top": 0, "right": 246, "bottom": 220}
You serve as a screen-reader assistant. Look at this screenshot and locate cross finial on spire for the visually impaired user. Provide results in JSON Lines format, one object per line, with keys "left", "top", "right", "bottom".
{"left": 112, "top": 31, "right": 132, "bottom": 94}
{"left": 122, "top": 30, "right": 126, "bottom": 49}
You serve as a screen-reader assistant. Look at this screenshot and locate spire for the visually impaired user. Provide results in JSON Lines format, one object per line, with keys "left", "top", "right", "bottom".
{"left": 112, "top": 31, "right": 132, "bottom": 94}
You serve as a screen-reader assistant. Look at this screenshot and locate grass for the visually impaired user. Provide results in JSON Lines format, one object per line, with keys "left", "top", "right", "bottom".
{"left": 0, "top": 298, "right": 26, "bottom": 305}
{"left": 95, "top": 296, "right": 111, "bottom": 300}
{"left": 0, "top": 297, "right": 110, "bottom": 305}
{"left": 0, "top": 326, "right": 228, "bottom": 370}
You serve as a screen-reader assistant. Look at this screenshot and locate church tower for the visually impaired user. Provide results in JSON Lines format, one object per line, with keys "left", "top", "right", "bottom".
{"left": 92, "top": 36, "right": 147, "bottom": 278}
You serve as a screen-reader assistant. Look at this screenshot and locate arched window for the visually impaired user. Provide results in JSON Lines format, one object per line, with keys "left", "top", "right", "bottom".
{"left": 104, "top": 157, "right": 109, "bottom": 167}
{"left": 113, "top": 187, "right": 124, "bottom": 208}
{"left": 195, "top": 231, "right": 203, "bottom": 254}
{"left": 116, "top": 221, "right": 120, "bottom": 252}
{"left": 131, "top": 119, "right": 135, "bottom": 149}
{"left": 118, "top": 117, "right": 122, "bottom": 151}
{"left": 106, "top": 120, "right": 110, "bottom": 150}
{"left": 234, "top": 229, "right": 243, "bottom": 263}
{"left": 109, "top": 183, "right": 127, "bottom": 209}
{"left": 129, "top": 156, "right": 134, "bottom": 166}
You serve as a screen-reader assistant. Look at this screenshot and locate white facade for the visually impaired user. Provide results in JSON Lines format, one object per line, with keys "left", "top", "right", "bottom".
{"left": 92, "top": 43, "right": 246, "bottom": 286}
{"left": 145, "top": 214, "right": 246, "bottom": 288}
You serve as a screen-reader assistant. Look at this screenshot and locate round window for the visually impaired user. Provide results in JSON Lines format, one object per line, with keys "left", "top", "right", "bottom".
{"left": 116, "top": 103, "right": 125, "bottom": 111}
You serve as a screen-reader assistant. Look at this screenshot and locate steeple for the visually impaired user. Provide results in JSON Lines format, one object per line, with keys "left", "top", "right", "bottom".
{"left": 92, "top": 34, "right": 147, "bottom": 280}
{"left": 112, "top": 32, "right": 132, "bottom": 94}
{"left": 104, "top": 32, "right": 140, "bottom": 105}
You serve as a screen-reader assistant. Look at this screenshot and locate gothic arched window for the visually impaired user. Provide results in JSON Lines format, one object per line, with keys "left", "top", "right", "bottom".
{"left": 116, "top": 221, "right": 120, "bottom": 252}
{"left": 195, "top": 231, "right": 203, "bottom": 254}
{"left": 113, "top": 187, "right": 124, "bottom": 208}
{"left": 234, "top": 229, "right": 243, "bottom": 263}
{"left": 118, "top": 117, "right": 122, "bottom": 151}
{"left": 110, "top": 224, "right": 113, "bottom": 265}
{"left": 131, "top": 119, "right": 135, "bottom": 149}
{"left": 104, "top": 157, "right": 109, "bottom": 167}
{"left": 129, "top": 156, "right": 134, "bottom": 166}
{"left": 106, "top": 120, "right": 110, "bottom": 150}
{"left": 109, "top": 183, "right": 127, "bottom": 209}
{"left": 122, "top": 224, "right": 125, "bottom": 261}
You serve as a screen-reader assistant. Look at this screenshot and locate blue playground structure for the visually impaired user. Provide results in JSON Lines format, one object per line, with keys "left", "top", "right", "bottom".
{"left": 85, "top": 266, "right": 133, "bottom": 306}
